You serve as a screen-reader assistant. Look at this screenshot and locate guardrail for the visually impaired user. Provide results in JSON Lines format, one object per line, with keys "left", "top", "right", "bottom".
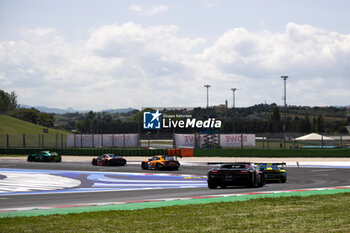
{"left": 1, "top": 147, "right": 349, "bottom": 157}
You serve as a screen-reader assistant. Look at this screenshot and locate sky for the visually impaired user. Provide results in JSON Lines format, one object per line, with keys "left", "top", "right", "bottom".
{"left": 1, "top": 0, "right": 350, "bottom": 111}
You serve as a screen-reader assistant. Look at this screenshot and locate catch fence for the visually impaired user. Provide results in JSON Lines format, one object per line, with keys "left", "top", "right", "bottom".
{"left": 0, "top": 133, "right": 349, "bottom": 149}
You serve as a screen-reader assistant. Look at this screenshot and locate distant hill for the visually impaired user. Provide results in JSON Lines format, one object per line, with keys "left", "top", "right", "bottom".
{"left": 101, "top": 108, "right": 137, "bottom": 114}
{"left": 0, "top": 114, "right": 69, "bottom": 135}
{"left": 20, "top": 105, "right": 137, "bottom": 114}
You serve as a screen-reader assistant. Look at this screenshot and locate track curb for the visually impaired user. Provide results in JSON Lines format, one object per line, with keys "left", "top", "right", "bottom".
{"left": 1, "top": 186, "right": 350, "bottom": 218}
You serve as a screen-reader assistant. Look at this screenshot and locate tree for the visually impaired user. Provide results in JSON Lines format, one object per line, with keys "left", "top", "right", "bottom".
{"left": 317, "top": 115, "right": 325, "bottom": 133}
{"left": 267, "top": 106, "right": 282, "bottom": 132}
{"left": 9, "top": 91, "right": 18, "bottom": 111}
{"left": 300, "top": 115, "right": 311, "bottom": 133}
{"left": 271, "top": 106, "right": 281, "bottom": 121}
{"left": 0, "top": 90, "right": 18, "bottom": 113}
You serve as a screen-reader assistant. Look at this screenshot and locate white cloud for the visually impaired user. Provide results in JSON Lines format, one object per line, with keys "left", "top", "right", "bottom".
{"left": 204, "top": 1, "right": 218, "bottom": 8}
{"left": 1, "top": 22, "right": 350, "bottom": 110}
{"left": 128, "top": 4, "right": 169, "bottom": 16}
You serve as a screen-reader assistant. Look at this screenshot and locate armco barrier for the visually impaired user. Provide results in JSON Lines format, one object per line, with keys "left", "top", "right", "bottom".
{"left": 0, "top": 148, "right": 169, "bottom": 156}
{"left": 2, "top": 148, "right": 348, "bottom": 157}
{"left": 193, "top": 148, "right": 350, "bottom": 157}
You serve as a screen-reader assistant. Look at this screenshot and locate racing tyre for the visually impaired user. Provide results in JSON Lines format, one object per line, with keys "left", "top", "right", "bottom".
{"left": 208, "top": 182, "right": 217, "bottom": 189}
{"left": 249, "top": 173, "right": 259, "bottom": 188}
{"left": 258, "top": 175, "right": 265, "bottom": 187}
{"left": 155, "top": 163, "right": 160, "bottom": 170}
{"left": 92, "top": 158, "right": 97, "bottom": 166}
{"left": 281, "top": 177, "right": 287, "bottom": 183}
{"left": 27, "top": 156, "right": 34, "bottom": 162}
{"left": 141, "top": 162, "right": 148, "bottom": 170}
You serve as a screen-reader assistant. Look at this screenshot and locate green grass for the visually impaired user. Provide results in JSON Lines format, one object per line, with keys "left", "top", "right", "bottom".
{"left": 0, "top": 114, "right": 68, "bottom": 135}
{"left": 0, "top": 114, "right": 69, "bottom": 147}
{"left": 1, "top": 193, "right": 350, "bottom": 232}
{"left": 0, "top": 154, "right": 26, "bottom": 157}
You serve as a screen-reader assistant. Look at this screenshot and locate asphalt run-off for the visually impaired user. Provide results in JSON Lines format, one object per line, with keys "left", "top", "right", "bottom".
{"left": 0, "top": 168, "right": 207, "bottom": 196}
{"left": 1, "top": 159, "right": 350, "bottom": 218}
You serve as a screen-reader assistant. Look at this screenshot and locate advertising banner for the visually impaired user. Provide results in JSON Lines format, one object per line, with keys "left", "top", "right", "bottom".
{"left": 67, "top": 134, "right": 139, "bottom": 147}
{"left": 174, "top": 134, "right": 196, "bottom": 148}
{"left": 220, "top": 134, "right": 256, "bottom": 147}
{"left": 174, "top": 133, "right": 256, "bottom": 148}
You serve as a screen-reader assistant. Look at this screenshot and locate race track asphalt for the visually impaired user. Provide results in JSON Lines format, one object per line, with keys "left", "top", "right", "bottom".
{"left": 1, "top": 159, "right": 350, "bottom": 210}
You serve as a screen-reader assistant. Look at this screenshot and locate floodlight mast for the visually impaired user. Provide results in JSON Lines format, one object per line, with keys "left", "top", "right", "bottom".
{"left": 231, "top": 88, "right": 237, "bottom": 133}
{"left": 204, "top": 84, "right": 211, "bottom": 108}
{"left": 281, "top": 76, "right": 288, "bottom": 148}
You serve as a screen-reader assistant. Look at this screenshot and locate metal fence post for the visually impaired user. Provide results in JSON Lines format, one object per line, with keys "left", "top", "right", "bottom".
{"left": 340, "top": 135, "right": 343, "bottom": 148}
{"left": 92, "top": 134, "right": 94, "bottom": 148}
{"left": 123, "top": 134, "right": 126, "bottom": 148}
{"left": 6, "top": 134, "right": 9, "bottom": 148}
{"left": 262, "top": 136, "right": 265, "bottom": 149}
{"left": 241, "top": 133, "right": 243, "bottom": 149}
{"left": 112, "top": 134, "right": 115, "bottom": 147}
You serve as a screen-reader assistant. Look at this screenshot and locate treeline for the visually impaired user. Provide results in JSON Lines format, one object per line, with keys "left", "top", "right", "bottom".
{"left": 1, "top": 88, "right": 349, "bottom": 134}
{"left": 0, "top": 89, "right": 54, "bottom": 128}
{"left": 56, "top": 105, "right": 348, "bottom": 134}
{"left": 73, "top": 111, "right": 138, "bottom": 133}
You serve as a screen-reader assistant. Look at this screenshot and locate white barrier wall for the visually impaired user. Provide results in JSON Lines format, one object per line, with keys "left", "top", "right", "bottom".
{"left": 67, "top": 134, "right": 139, "bottom": 147}
{"left": 174, "top": 133, "right": 255, "bottom": 148}
{"left": 220, "top": 134, "right": 256, "bottom": 147}
{"left": 174, "top": 134, "right": 196, "bottom": 148}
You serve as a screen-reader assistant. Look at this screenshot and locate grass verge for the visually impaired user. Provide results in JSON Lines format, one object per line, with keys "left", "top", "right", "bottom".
{"left": 1, "top": 193, "right": 350, "bottom": 232}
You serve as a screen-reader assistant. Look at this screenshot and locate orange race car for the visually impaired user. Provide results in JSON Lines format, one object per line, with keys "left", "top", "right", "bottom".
{"left": 141, "top": 155, "right": 180, "bottom": 170}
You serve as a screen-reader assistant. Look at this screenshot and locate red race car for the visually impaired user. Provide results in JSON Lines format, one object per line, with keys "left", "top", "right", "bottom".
{"left": 92, "top": 154, "right": 127, "bottom": 166}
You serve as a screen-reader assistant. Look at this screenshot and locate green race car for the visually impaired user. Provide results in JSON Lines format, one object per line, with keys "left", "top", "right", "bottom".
{"left": 27, "top": 151, "right": 62, "bottom": 162}
{"left": 257, "top": 163, "right": 287, "bottom": 183}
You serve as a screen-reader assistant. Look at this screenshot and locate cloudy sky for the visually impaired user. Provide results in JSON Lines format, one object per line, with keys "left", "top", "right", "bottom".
{"left": 1, "top": 0, "right": 350, "bottom": 111}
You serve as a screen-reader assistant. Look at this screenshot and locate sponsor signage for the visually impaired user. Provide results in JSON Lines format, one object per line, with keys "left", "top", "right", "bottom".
{"left": 174, "top": 134, "right": 256, "bottom": 148}
{"left": 143, "top": 110, "right": 221, "bottom": 129}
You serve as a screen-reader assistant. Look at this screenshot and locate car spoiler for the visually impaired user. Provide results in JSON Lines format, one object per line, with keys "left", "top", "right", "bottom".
{"left": 207, "top": 162, "right": 251, "bottom": 165}
{"left": 256, "top": 163, "right": 286, "bottom": 167}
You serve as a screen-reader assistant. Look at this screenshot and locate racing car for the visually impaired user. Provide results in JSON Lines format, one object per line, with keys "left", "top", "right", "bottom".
{"left": 256, "top": 163, "right": 287, "bottom": 183}
{"left": 141, "top": 155, "right": 180, "bottom": 170}
{"left": 27, "top": 151, "right": 62, "bottom": 162}
{"left": 92, "top": 154, "right": 127, "bottom": 166}
{"left": 207, "top": 162, "right": 265, "bottom": 189}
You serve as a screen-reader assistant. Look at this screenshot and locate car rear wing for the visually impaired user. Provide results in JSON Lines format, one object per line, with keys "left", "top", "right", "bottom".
{"left": 207, "top": 162, "right": 252, "bottom": 165}
{"left": 256, "top": 163, "right": 286, "bottom": 167}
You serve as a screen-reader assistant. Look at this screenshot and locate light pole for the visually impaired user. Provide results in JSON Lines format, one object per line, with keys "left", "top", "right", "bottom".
{"left": 231, "top": 88, "right": 237, "bottom": 133}
{"left": 204, "top": 84, "right": 211, "bottom": 108}
{"left": 281, "top": 76, "right": 288, "bottom": 148}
